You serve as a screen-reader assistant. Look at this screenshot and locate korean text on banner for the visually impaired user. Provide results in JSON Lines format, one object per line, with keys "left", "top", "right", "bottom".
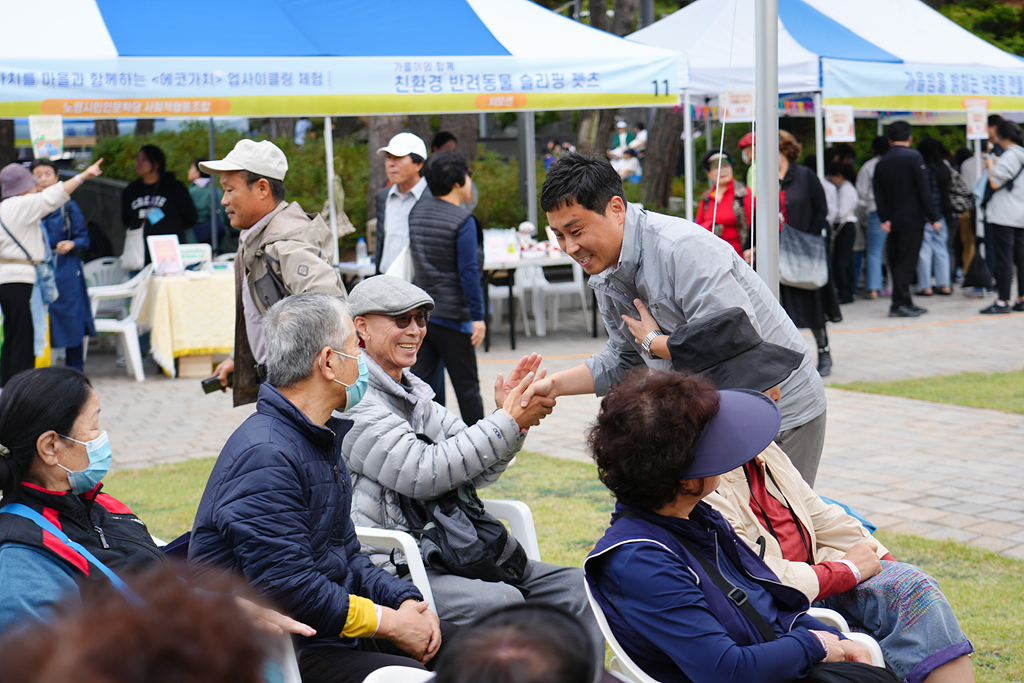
{"left": 825, "top": 105, "right": 855, "bottom": 143}
{"left": 28, "top": 115, "right": 63, "bottom": 159}
{"left": 966, "top": 106, "right": 988, "bottom": 140}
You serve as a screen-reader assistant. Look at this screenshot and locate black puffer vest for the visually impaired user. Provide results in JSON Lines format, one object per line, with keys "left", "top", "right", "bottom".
{"left": 0, "top": 482, "right": 165, "bottom": 582}
{"left": 409, "top": 198, "right": 483, "bottom": 321}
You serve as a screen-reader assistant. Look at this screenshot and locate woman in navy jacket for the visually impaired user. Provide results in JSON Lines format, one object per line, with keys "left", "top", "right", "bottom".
{"left": 584, "top": 369, "right": 874, "bottom": 683}
{"left": 32, "top": 161, "right": 95, "bottom": 372}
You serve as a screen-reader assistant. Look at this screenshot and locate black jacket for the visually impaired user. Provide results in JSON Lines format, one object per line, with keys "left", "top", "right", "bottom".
{"left": 374, "top": 183, "right": 434, "bottom": 274}
{"left": 873, "top": 146, "right": 940, "bottom": 231}
{"left": 0, "top": 482, "right": 165, "bottom": 581}
{"left": 121, "top": 172, "right": 198, "bottom": 262}
{"left": 409, "top": 198, "right": 482, "bottom": 321}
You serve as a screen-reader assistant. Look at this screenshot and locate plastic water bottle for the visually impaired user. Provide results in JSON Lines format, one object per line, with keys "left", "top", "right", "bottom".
{"left": 356, "top": 237, "right": 370, "bottom": 267}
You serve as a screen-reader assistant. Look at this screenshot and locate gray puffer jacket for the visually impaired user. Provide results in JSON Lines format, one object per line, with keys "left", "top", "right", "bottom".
{"left": 342, "top": 354, "right": 525, "bottom": 559}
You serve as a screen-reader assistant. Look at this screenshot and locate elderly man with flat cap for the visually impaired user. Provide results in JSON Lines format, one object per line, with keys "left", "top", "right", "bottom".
{"left": 206, "top": 139, "right": 345, "bottom": 406}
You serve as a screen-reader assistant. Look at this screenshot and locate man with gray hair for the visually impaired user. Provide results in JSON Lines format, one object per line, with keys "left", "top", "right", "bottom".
{"left": 190, "top": 292, "right": 454, "bottom": 682}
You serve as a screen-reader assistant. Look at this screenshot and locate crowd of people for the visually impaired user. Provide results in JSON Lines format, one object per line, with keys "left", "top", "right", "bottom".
{"left": 0, "top": 117, "right": 993, "bottom": 683}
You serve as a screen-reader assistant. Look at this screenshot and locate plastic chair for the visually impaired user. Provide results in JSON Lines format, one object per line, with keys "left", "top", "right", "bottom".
{"left": 354, "top": 499, "right": 542, "bottom": 613}
{"left": 808, "top": 608, "right": 885, "bottom": 666}
{"left": 362, "top": 666, "right": 435, "bottom": 683}
{"left": 540, "top": 261, "right": 592, "bottom": 334}
{"left": 488, "top": 277, "right": 533, "bottom": 337}
{"left": 179, "top": 243, "right": 212, "bottom": 267}
{"left": 83, "top": 257, "right": 129, "bottom": 317}
{"left": 88, "top": 264, "right": 154, "bottom": 382}
{"left": 586, "top": 585, "right": 885, "bottom": 683}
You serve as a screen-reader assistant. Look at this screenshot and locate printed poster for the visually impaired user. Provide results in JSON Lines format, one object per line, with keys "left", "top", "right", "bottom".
{"left": 28, "top": 115, "right": 63, "bottom": 159}
{"left": 720, "top": 91, "right": 755, "bottom": 122}
{"left": 825, "top": 105, "right": 855, "bottom": 143}
{"left": 966, "top": 107, "right": 988, "bottom": 140}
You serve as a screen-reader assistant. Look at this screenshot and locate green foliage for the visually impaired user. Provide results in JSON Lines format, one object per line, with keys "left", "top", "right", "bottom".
{"left": 942, "top": 1, "right": 1024, "bottom": 56}
{"left": 92, "top": 123, "right": 371, "bottom": 253}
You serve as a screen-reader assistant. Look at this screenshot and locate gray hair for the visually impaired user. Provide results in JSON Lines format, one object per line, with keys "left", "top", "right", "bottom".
{"left": 263, "top": 293, "right": 353, "bottom": 389}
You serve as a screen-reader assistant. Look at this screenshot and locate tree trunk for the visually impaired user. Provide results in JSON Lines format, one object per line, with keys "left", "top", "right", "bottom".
{"left": 331, "top": 116, "right": 365, "bottom": 140}
{"left": 576, "top": 0, "right": 639, "bottom": 156}
{"left": 271, "top": 118, "right": 295, "bottom": 144}
{"left": 439, "top": 114, "right": 480, "bottom": 163}
{"left": 134, "top": 119, "right": 155, "bottom": 137}
{"left": 641, "top": 106, "right": 686, "bottom": 210}
{"left": 0, "top": 120, "right": 15, "bottom": 167}
{"left": 95, "top": 119, "right": 119, "bottom": 139}
{"left": 405, "top": 115, "right": 433, "bottom": 150}
{"left": 366, "top": 116, "right": 405, "bottom": 224}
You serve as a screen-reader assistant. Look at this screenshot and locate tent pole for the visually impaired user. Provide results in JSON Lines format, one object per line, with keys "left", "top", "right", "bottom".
{"left": 517, "top": 112, "right": 538, "bottom": 228}
{"left": 324, "top": 116, "right": 339, "bottom": 265}
{"left": 877, "top": 116, "right": 884, "bottom": 136}
{"left": 814, "top": 92, "right": 825, "bottom": 183}
{"left": 755, "top": 0, "right": 780, "bottom": 298}
{"left": 209, "top": 118, "right": 217, "bottom": 253}
{"left": 479, "top": 113, "right": 487, "bottom": 139}
{"left": 684, "top": 90, "right": 694, "bottom": 221}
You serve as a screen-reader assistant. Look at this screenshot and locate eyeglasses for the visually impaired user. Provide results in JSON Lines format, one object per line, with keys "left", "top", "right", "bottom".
{"left": 373, "top": 310, "right": 430, "bottom": 329}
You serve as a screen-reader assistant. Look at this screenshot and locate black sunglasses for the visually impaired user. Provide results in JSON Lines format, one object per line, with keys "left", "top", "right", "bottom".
{"left": 375, "top": 309, "right": 430, "bottom": 329}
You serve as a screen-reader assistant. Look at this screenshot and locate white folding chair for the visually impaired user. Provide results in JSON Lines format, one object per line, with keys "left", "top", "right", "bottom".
{"left": 541, "top": 261, "right": 592, "bottom": 333}
{"left": 88, "top": 264, "right": 154, "bottom": 382}
{"left": 584, "top": 581, "right": 660, "bottom": 683}
{"left": 361, "top": 666, "right": 435, "bottom": 683}
{"left": 808, "top": 608, "right": 885, "bottom": 666}
{"left": 354, "top": 499, "right": 542, "bottom": 614}
{"left": 488, "top": 279, "right": 533, "bottom": 337}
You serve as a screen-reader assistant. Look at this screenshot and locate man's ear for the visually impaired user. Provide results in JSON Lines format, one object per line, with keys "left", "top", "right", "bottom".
{"left": 606, "top": 195, "right": 626, "bottom": 222}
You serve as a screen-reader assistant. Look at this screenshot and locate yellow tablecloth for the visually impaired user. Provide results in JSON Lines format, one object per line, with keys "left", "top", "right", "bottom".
{"left": 137, "top": 272, "right": 235, "bottom": 377}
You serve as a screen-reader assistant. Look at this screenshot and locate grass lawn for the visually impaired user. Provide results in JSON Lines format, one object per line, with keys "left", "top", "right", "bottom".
{"left": 832, "top": 369, "right": 1024, "bottom": 414}
{"left": 105, "top": 451, "right": 1023, "bottom": 683}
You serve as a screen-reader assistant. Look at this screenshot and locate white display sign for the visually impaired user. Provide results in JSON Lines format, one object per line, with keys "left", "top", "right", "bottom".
{"left": 28, "top": 115, "right": 63, "bottom": 159}
{"left": 720, "top": 91, "right": 755, "bottom": 122}
{"left": 825, "top": 105, "right": 855, "bottom": 143}
{"left": 966, "top": 106, "right": 988, "bottom": 140}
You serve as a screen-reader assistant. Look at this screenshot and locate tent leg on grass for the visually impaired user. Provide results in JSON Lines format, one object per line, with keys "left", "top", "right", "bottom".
{"left": 814, "top": 92, "right": 825, "bottom": 183}
{"left": 517, "top": 112, "right": 538, "bottom": 229}
{"left": 755, "top": 0, "right": 780, "bottom": 299}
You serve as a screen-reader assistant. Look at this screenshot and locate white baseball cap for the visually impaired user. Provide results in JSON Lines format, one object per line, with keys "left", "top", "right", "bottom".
{"left": 616, "top": 121, "right": 628, "bottom": 129}
{"left": 200, "top": 139, "right": 288, "bottom": 180}
{"left": 376, "top": 132, "right": 427, "bottom": 160}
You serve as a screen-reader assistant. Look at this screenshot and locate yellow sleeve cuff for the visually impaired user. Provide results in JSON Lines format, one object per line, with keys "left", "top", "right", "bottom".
{"left": 340, "top": 596, "right": 379, "bottom": 639}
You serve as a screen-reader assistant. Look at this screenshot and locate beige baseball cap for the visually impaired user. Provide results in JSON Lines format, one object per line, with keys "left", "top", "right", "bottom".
{"left": 376, "top": 132, "right": 427, "bottom": 160}
{"left": 200, "top": 139, "right": 288, "bottom": 180}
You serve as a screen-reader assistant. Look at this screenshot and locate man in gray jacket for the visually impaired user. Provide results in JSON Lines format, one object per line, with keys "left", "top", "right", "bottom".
{"left": 204, "top": 140, "right": 345, "bottom": 406}
{"left": 339, "top": 275, "right": 603, "bottom": 652}
{"left": 522, "top": 153, "right": 829, "bottom": 485}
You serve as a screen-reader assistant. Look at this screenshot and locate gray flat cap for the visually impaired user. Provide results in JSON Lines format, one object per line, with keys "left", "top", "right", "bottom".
{"left": 348, "top": 275, "right": 435, "bottom": 317}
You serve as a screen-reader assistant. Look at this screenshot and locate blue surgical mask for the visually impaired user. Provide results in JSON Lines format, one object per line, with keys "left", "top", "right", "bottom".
{"left": 329, "top": 349, "right": 369, "bottom": 411}
{"left": 56, "top": 430, "right": 112, "bottom": 495}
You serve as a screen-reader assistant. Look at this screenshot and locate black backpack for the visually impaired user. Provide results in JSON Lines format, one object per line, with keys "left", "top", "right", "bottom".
{"left": 396, "top": 439, "right": 529, "bottom": 591}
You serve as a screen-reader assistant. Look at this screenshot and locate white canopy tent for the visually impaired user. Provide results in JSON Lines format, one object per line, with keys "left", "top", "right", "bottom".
{"left": 1, "top": 0, "right": 679, "bottom": 252}
{"left": 629, "top": 0, "right": 1024, "bottom": 222}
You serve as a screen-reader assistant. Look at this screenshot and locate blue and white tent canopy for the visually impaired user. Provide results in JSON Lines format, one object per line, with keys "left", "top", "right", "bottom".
{"left": 0, "top": 0, "right": 678, "bottom": 118}
{"left": 629, "top": 0, "right": 1024, "bottom": 112}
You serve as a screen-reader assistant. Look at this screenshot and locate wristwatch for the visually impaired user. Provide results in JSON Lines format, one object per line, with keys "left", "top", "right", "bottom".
{"left": 641, "top": 330, "right": 663, "bottom": 358}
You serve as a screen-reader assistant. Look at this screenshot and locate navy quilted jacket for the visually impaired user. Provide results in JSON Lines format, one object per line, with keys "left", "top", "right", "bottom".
{"left": 188, "top": 383, "right": 421, "bottom": 647}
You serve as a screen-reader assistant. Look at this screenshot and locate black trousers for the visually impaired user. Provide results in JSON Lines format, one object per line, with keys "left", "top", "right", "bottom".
{"left": 988, "top": 222, "right": 1024, "bottom": 301}
{"left": 412, "top": 322, "right": 484, "bottom": 425}
{"left": 886, "top": 225, "right": 925, "bottom": 310}
{"left": 832, "top": 222, "right": 856, "bottom": 303}
{"left": 0, "top": 283, "right": 35, "bottom": 387}
{"left": 298, "top": 621, "right": 459, "bottom": 683}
